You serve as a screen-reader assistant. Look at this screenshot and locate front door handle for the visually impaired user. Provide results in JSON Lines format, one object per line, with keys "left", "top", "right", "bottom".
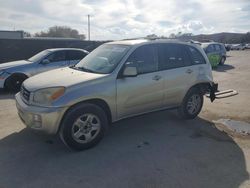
{"left": 152, "top": 75, "right": 162, "bottom": 81}
{"left": 186, "top": 69, "right": 193, "bottom": 74}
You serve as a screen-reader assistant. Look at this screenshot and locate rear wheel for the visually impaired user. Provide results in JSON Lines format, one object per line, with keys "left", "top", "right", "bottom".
{"left": 59, "top": 103, "right": 109, "bottom": 151}
{"left": 178, "top": 88, "right": 203, "bottom": 119}
{"left": 5, "top": 74, "right": 27, "bottom": 92}
{"left": 219, "top": 56, "right": 226, "bottom": 65}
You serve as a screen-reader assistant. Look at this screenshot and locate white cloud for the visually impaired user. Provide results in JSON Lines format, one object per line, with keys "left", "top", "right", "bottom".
{"left": 0, "top": 0, "right": 249, "bottom": 40}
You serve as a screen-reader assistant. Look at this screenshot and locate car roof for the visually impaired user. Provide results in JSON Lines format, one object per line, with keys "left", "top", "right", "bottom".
{"left": 201, "top": 42, "right": 223, "bottom": 46}
{"left": 107, "top": 39, "right": 199, "bottom": 47}
{"left": 201, "top": 42, "right": 224, "bottom": 48}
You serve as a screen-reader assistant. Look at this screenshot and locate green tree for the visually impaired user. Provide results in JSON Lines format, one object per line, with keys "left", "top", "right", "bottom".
{"left": 23, "top": 31, "right": 31, "bottom": 37}
{"left": 35, "top": 26, "right": 85, "bottom": 40}
{"left": 169, "top": 33, "right": 176, "bottom": 38}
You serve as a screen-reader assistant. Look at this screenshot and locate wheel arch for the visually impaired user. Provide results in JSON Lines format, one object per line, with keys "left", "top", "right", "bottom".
{"left": 58, "top": 98, "right": 112, "bottom": 133}
{"left": 187, "top": 82, "right": 212, "bottom": 95}
{"left": 4, "top": 72, "right": 28, "bottom": 89}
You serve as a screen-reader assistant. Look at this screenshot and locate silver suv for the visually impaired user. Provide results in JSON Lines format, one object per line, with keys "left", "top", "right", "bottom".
{"left": 16, "top": 39, "right": 217, "bottom": 150}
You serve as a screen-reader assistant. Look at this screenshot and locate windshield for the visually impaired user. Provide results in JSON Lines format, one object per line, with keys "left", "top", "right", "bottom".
{"left": 75, "top": 44, "right": 131, "bottom": 74}
{"left": 28, "top": 50, "right": 51, "bottom": 62}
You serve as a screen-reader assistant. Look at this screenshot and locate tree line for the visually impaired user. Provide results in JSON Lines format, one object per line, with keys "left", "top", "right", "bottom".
{"left": 24, "top": 26, "right": 86, "bottom": 40}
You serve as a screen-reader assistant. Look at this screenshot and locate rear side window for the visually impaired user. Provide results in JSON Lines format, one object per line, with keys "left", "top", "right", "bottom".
{"left": 67, "top": 50, "right": 87, "bottom": 60}
{"left": 158, "top": 44, "right": 192, "bottom": 70}
{"left": 219, "top": 44, "right": 226, "bottom": 52}
{"left": 206, "top": 45, "right": 214, "bottom": 53}
{"left": 187, "top": 46, "right": 206, "bottom": 65}
{"left": 215, "top": 45, "right": 221, "bottom": 51}
{"left": 46, "top": 51, "right": 66, "bottom": 62}
{"left": 127, "top": 45, "right": 158, "bottom": 74}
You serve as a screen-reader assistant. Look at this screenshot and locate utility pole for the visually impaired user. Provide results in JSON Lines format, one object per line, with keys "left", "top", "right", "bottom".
{"left": 88, "top": 14, "right": 90, "bottom": 41}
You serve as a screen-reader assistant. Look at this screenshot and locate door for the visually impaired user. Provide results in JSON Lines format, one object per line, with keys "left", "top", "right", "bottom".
{"left": 158, "top": 44, "right": 197, "bottom": 107}
{"left": 116, "top": 44, "right": 164, "bottom": 119}
{"left": 36, "top": 51, "right": 68, "bottom": 74}
{"left": 67, "top": 50, "right": 87, "bottom": 67}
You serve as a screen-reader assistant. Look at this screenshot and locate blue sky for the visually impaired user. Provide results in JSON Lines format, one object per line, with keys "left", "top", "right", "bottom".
{"left": 0, "top": 0, "right": 249, "bottom": 40}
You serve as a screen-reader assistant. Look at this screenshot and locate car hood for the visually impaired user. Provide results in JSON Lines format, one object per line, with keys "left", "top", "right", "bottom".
{"left": 23, "top": 67, "right": 107, "bottom": 92}
{"left": 0, "top": 60, "right": 31, "bottom": 70}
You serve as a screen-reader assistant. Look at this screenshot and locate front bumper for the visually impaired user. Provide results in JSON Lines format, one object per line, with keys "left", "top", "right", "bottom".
{"left": 15, "top": 93, "right": 67, "bottom": 135}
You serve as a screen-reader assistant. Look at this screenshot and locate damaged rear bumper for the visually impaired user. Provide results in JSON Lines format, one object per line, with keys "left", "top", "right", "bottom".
{"left": 207, "top": 82, "right": 238, "bottom": 102}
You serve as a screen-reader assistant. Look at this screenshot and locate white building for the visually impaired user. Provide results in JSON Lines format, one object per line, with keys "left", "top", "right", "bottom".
{"left": 0, "top": 31, "right": 24, "bottom": 39}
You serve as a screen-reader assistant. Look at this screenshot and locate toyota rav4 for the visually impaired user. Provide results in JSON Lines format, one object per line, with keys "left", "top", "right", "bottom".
{"left": 16, "top": 39, "right": 220, "bottom": 150}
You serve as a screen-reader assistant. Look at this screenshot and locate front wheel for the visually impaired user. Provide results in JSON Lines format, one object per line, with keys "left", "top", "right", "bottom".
{"left": 5, "top": 74, "right": 27, "bottom": 92}
{"left": 59, "top": 103, "right": 109, "bottom": 151}
{"left": 178, "top": 88, "right": 203, "bottom": 119}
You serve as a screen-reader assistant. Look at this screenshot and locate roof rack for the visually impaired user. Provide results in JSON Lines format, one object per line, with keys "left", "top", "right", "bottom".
{"left": 122, "top": 36, "right": 174, "bottom": 41}
{"left": 121, "top": 37, "right": 202, "bottom": 45}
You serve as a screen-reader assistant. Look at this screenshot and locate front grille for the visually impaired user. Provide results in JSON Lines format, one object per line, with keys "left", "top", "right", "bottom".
{"left": 21, "top": 86, "right": 30, "bottom": 102}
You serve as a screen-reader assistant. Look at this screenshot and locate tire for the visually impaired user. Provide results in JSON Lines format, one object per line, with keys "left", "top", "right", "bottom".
{"left": 178, "top": 88, "right": 204, "bottom": 120}
{"left": 59, "top": 103, "right": 109, "bottom": 151}
{"left": 5, "top": 74, "right": 27, "bottom": 92}
{"left": 219, "top": 56, "right": 226, "bottom": 65}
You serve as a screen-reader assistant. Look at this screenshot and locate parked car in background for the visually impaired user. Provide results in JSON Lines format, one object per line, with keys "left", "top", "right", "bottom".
{"left": 201, "top": 42, "right": 227, "bottom": 68}
{"left": 231, "top": 44, "right": 246, "bottom": 50}
{"left": 0, "top": 48, "right": 89, "bottom": 91}
{"left": 225, "top": 44, "right": 232, "bottom": 51}
{"left": 16, "top": 39, "right": 219, "bottom": 150}
{"left": 245, "top": 43, "right": 250, "bottom": 49}
{"left": 231, "top": 44, "right": 239, "bottom": 50}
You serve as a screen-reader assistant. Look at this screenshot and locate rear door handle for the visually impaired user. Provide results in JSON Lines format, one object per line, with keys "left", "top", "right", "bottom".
{"left": 152, "top": 75, "right": 162, "bottom": 81}
{"left": 186, "top": 69, "right": 193, "bottom": 74}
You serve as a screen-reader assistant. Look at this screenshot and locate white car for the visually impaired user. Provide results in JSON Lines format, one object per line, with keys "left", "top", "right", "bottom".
{"left": 231, "top": 44, "right": 246, "bottom": 50}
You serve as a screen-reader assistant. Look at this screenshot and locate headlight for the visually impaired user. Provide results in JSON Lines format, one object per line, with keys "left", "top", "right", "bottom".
{"left": 33, "top": 87, "right": 65, "bottom": 105}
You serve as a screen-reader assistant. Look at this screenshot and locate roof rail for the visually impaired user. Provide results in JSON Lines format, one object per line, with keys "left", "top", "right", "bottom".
{"left": 121, "top": 37, "right": 202, "bottom": 45}
{"left": 122, "top": 36, "right": 178, "bottom": 41}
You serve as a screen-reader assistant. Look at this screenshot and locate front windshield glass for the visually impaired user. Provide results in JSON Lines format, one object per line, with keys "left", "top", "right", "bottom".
{"left": 75, "top": 44, "right": 131, "bottom": 74}
{"left": 28, "top": 50, "right": 51, "bottom": 62}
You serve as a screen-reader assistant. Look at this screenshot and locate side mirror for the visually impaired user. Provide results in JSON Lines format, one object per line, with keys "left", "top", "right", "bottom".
{"left": 41, "top": 59, "right": 50, "bottom": 65}
{"left": 122, "top": 63, "right": 138, "bottom": 77}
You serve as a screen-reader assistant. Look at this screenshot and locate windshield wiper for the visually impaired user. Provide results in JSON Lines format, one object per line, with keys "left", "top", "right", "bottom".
{"left": 71, "top": 66, "right": 97, "bottom": 73}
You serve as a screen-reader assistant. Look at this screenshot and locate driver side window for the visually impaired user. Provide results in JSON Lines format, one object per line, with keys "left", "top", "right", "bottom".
{"left": 126, "top": 45, "right": 158, "bottom": 74}
{"left": 45, "top": 51, "right": 66, "bottom": 63}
